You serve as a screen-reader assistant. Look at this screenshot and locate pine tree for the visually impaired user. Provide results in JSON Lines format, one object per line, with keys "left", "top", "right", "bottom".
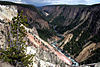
{"left": 0, "top": 11, "right": 34, "bottom": 67}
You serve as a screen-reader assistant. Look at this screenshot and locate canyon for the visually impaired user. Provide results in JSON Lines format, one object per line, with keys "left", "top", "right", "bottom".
{"left": 0, "top": 1, "right": 100, "bottom": 67}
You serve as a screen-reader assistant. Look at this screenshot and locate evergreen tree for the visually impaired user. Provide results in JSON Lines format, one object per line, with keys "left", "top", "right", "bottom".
{"left": 0, "top": 11, "right": 34, "bottom": 67}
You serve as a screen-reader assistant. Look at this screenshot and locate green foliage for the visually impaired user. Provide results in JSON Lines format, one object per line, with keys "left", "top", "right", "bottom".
{"left": 63, "top": 19, "right": 91, "bottom": 55}
{"left": 46, "top": 14, "right": 53, "bottom": 22}
{"left": 91, "top": 33, "right": 100, "bottom": 43}
{"left": 37, "top": 29, "right": 56, "bottom": 41}
{"left": 0, "top": 11, "right": 34, "bottom": 67}
{"left": 0, "top": 1, "right": 45, "bottom": 22}
{"left": 63, "top": 40, "right": 81, "bottom": 56}
{"left": 81, "top": 48, "right": 100, "bottom": 64}
{"left": 51, "top": 15, "right": 65, "bottom": 26}
{"left": 0, "top": 45, "right": 33, "bottom": 67}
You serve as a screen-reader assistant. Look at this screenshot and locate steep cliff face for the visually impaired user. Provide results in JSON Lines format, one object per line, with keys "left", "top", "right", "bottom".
{"left": 0, "top": 1, "right": 49, "bottom": 29}
{"left": 0, "top": 5, "right": 17, "bottom": 48}
{"left": 0, "top": 4, "right": 39, "bottom": 46}
{"left": 41, "top": 4, "right": 100, "bottom": 64}
{"left": 41, "top": 5, "right": 87, "bottom": 25}
{"left": 0, "top": 1, "right": 100, "bottom": 66}
{"left": 41, "top": 4, "right": 100, "bottom": 35}
{"left": 0, "top": 2, "right": 69, "bottom": 67}
{"left": 17, "top": 6, "right": 49, "bottom": 29}
{"left": 31, "top": 47, "right": 68, "bottom": 67}
{"left": 0, "top": 5, "right": 17, "bottom": 22}
{"left": 0, "top": 1, "right": 54, "bottom": 41}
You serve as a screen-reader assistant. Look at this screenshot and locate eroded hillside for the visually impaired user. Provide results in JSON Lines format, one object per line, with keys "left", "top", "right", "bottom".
{"left": 0, "top": 1, "right": 71, "bottom": 67}
{"left": 0, "top": 1, "right": 100, "bottom": 66}
{"left": 41, "top": 4, "right": 100, "bottom": 64}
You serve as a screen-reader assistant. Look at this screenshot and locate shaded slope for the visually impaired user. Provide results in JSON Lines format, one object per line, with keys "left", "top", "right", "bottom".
{"left": 0, "top": 1, "right": 57, "bottom": 41}
{"left": 41, "top": 4, "right": 100, "bottom": 64}
{"left": 0, "top": 1, "right": 49, "bottom": 29}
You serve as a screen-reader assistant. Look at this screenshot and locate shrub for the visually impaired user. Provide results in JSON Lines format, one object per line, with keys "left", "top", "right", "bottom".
{"left": 0, "top": 11, "right": 34, "bottom": 67}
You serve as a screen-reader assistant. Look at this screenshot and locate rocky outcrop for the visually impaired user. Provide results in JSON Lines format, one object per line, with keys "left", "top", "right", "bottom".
{"left": 0, "top": 1, "right": 49, "bottom": 48}
{"left": 41, "top": 4, "right": 100, "bottom": 36}
{"left": 0, "top": 1, "right": 100, "bottom": 66}
{"left": 0, "top": 61, "right": 14, "bottom": 67}
{"left": 41, "top": 5, "right": 86, "bottom": 24}
{"left": 0, "top": 5, "right": 17, "bottom": 22}
{"left": 0, "top": 22, "right": 6, "bottom": 48}
{"left": 0, "top": 5, "right": 17, "bottom": 48}
{"left": 0, "top": 2, "right": 69, "bottom": 67}
{"left": 41, "top": 4, "right": 100, "bottom": 64}
{"left": 33, "top": 48, "right": 68, "bottom": 67}
{"left": 80, "top": 62, "right": 100, "bottom": 67}
{"left": 60, "top": 34, "right": 73, "bottom": 49}
{"left": 26, "top": 45, "right": 68, "bottom": 67}
{"left": 17, "top": 6, "right": 49, "bottom": 29}
{"left": 75, "top": 42, "right": 100, "bottom": 62}
{"left": 0, "top": 1, "right": 49, "bottom": 30}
